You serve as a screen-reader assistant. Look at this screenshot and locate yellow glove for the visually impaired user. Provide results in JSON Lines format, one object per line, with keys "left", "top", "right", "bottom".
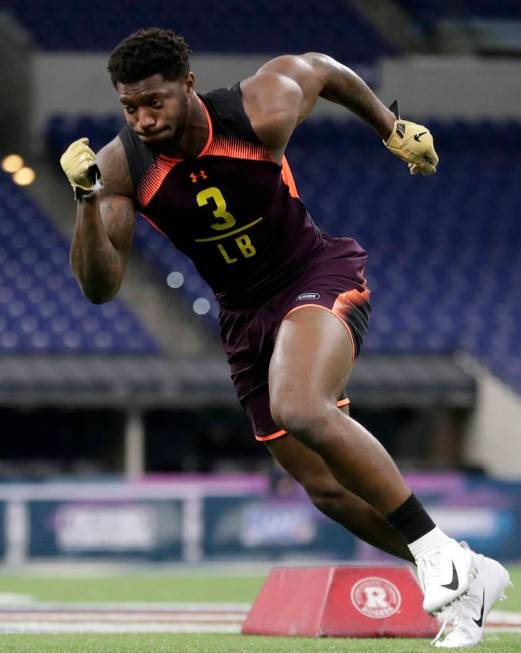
{"left": 60, "top": 138, "right": 103, "bottom": 199}
{"left": 383, "top": 102, "right": 439, "bottom": 176}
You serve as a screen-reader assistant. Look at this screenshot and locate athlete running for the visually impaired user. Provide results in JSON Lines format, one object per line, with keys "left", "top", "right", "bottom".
{"left": 60, "top": 28, "right": 510, "bottom": 647}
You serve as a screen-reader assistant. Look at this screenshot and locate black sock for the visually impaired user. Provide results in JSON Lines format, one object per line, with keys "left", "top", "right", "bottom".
{"left": 386, "top": 493, "right": 436, "bottom": 544}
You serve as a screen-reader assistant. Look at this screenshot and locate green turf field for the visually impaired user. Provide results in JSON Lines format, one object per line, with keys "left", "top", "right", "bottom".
{"left": 0, "top": 565, "right": 518, "bottom": 652}
{"left": 0, "top": 633, "right": 520, "bottom": 653}
{"left": 0, "top": 572, "right": 266, "bottom": 603}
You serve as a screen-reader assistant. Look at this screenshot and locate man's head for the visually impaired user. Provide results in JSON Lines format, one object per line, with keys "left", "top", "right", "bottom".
{"left": 108, "top": 28, "right": 195, "bottom": 150}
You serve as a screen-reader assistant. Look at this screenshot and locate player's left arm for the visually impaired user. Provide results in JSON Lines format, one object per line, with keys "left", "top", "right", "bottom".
{"left": 241, "top": 53, "right": 438, "bottom": 175}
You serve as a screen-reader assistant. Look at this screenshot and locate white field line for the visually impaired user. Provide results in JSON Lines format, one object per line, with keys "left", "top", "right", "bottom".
{"left": 0, "top": 604, "right": 518, "bottom": 635}
{"left": 0, "top": 594, "right": 34, "bottom": 604}
{"left": 0, "top": 612, "right": 245, "bottom": 623}
{"left": 0, "top": 602, "right": 251, "bottom": 611}
{"left": 488, "top": 610, "right": 521, "bottom": 627}
{"left": 0, "top": 603, "right": 247, "bottom": 634}
{"left": 0, "top": 623, "right": 243, "bottom": 634}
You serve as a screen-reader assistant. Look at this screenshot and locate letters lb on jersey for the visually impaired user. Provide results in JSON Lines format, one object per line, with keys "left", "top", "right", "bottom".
{"left": 242, "top": 565, "right": 439, "bottom": 638}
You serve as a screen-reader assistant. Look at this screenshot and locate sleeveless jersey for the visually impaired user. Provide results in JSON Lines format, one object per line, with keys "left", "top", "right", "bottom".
{"left": 119, "top": 84, "right": 361, "bottom": 308}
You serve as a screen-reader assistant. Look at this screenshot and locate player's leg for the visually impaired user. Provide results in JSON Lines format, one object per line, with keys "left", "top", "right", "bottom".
{"left": 266, "top": 430, "right": 413, "bottom": 562}
{"left": 269, "top": 306, "right": 473, "bottom": 613}
{"left": 269, "top": 306, "right": 412, "bottom": 515}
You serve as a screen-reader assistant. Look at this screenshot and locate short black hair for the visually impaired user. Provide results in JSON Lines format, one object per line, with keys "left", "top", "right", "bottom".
{"left": 107, "top": 27, "right": 191, "bottom": 87}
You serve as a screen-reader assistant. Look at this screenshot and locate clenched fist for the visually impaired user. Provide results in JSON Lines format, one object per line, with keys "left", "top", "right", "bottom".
{"left": 384, "top": 119, "right": 439, "bottom": 176}
{"left": 60, "top": 138, "right": 104, "bottom": 199}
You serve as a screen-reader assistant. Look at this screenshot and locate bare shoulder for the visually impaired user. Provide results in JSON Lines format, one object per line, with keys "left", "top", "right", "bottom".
{"left": 240, "top": 54, "right": 325, "bottom": 156}
{"left": 241, "top": 59, "right": 305, "bottom": 111}
{"left": 240, "top": 63, "right": 302, "bottom": 149}
{"left": 96, "top": 136, "right": 134, "bottom": 200}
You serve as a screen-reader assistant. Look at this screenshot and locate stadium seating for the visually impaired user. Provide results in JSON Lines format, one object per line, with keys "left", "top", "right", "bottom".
{"left": 43, "top": 116, "right": 521, "bottom": 392}
{"left": 0, "top": 172, "right": 159, "bottom": 353}
{"left": 398, "top": 0, "right": 521, "bottom": 28}
{"left": 2, "top": 1, "right": 394, "bottom": 62}
{"left": 46, "top": 115, "right": 123, "bottom": 165}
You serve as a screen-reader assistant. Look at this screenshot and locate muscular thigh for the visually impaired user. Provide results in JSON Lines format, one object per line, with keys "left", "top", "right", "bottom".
{"left": 269, "top": 306, "right": 354, "bottom": 407}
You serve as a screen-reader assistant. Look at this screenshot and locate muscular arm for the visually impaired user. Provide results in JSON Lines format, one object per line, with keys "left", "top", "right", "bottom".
{"left": 70, "top": 137, "right": 136, "bottom": 303}
{"left": 241, "top": 53, "right": 395, "bottom": 160}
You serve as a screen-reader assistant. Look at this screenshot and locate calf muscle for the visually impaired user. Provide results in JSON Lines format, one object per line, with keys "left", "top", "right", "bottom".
{"left": 267, "top": 435, "right": 413, "bottom": 562}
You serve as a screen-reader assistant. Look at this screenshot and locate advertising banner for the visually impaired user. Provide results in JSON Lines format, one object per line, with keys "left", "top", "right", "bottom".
{"left": 1, "top": 472, "right": 519, "bottom": 563}
{"left": 204, "top": 495, "right": 356, "bottom": 560}
{"left": 0, "top": 502, "right": 5, "bottom": 560}
{"left": 357, "top": 474, "right": 521, "bottom": 562}
{"left": 28, "top": 499, "right": 183, "bottom": 560}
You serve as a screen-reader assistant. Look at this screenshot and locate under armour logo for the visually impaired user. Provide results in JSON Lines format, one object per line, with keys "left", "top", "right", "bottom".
{"left": 190, "top": 170, "right": 208, "bottom": 183}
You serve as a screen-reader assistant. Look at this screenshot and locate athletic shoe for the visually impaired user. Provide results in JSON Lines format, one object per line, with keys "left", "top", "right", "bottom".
{"left": 416, "top": 539, "right": 475, "bottom": 613}
{"left": 432, "top": 551, "right": 512, "bottom": 648}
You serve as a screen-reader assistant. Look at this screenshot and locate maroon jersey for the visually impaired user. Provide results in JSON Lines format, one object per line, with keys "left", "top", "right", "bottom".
{"left": 120, "top": 84, "right": 366, "bottom": 308}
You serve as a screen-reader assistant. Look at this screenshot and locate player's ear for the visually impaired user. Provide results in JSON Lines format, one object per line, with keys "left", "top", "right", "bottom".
{"left": 184, "top": 72, "right": 196, "bottom": 94}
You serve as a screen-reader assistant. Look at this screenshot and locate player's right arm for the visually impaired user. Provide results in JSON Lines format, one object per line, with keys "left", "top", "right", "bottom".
{"left": 61, "top": 137, "right": 136, "bottom": 304}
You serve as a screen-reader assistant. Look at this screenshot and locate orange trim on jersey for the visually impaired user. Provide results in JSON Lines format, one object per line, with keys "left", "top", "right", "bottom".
{"left": 257, "top": 428, "right": 286, "bottom": 442}
{"left": 255, "top": 398, "right": 351, "bottom": 442}
{"left": 205, "top": 135, "right": 275, "bottom": 162}
{"left": 139, "top": 212, "right": 167, "bottom": 237}
{"left": 281, "top": 156, "right": 299, "bottom": 198}
{"left": 283, "top": 304, "right": 356, "bottom": 364}
{"left": 137, "top": 157, "right": 180, "bottom": 207}
{"left": 333, "top": 287, "right": 371, "bottom": 311}
{"left": 196, "top": 95, "right": 214, "bottom": 158}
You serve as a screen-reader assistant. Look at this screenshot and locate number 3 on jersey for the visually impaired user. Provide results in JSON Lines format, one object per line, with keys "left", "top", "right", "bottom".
{"left": 196, "top": 186, "right": 256, "bottom": 263}
{"left": 196, "top": 187, "right": 236, "bottom": 231}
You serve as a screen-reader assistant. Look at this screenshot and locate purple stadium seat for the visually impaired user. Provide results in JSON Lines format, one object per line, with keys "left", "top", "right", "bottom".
{"left": 3, "top": 0, "right": 394, "bottom": 62}
{"left": 0, "top": 172, "right": 159, "bottom": 354}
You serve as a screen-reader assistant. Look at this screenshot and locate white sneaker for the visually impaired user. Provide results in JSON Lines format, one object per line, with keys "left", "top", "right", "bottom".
{"left": 432, "top": 552, "right": 511, "bottom": 648}
{"left": 416, "top": 539, "right": 474, "bottom": 613}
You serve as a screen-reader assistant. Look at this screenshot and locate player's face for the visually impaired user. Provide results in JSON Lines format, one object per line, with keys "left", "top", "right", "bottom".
{"left": 117, "top": 73, "right": 193, "bottom": 149}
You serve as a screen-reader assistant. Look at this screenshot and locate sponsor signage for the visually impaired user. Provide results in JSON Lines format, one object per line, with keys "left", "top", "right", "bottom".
{"left": 239, "top": 503, "right": 317, "bottom": 547}
{"left": 55, "top": 504, "right": 159, "bottom": 551}
{"left": 0, "top": 503, "right": 4, "bottom": 559}
{"left": 203, "top": 496, "right": 356, "bottom": 559}
{"left": 28, "top": 500, "right": 183, "bottom": 560}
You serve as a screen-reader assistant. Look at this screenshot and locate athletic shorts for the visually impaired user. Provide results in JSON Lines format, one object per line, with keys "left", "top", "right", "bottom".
{"left": 218, "top": 235, "right": 371, "bottom": 441}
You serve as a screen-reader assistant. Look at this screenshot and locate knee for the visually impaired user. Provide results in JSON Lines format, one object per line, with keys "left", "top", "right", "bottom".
{"left": 308, "top": 486, "right": 341, "bottom": 512}
{"left": 270, "top": 393, "right": 330, "bottom": 447}
{"left": 304, "top": 482, "right": 346, "bottom": 518}
{"left": 285, "top": 463, "right": 343, "bottom": 513}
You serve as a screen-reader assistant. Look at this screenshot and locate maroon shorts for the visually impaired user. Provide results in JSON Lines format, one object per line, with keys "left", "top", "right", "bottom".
{"left": 218, "top": 236, "right": 371, "bottom": 441}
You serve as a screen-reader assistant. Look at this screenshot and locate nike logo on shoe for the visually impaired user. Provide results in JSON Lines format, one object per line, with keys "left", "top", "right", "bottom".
{"left": 414, "top": 131, "right": 428, "bottom": 142}
{"left": 473, "top": 590, "right": 485, "bottom": 627}
{"left": 441, "top": 562, "right": 460, "bottom": 590}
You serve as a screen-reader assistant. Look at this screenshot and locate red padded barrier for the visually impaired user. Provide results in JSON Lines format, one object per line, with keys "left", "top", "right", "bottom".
{"left": 242, "top": 565, "right": 439, "bottom": 638}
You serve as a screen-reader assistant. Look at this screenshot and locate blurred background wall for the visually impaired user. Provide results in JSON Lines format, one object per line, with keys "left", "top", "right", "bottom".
{"left": 0, "top": 0, "right": 519, "bottom": 565}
